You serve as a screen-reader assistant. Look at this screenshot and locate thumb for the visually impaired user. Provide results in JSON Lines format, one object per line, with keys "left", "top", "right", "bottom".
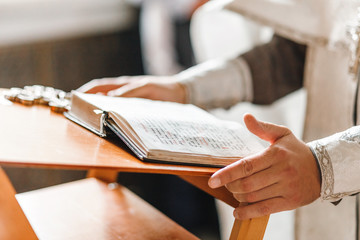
{"left": 244, "top": 113, "right": 291, "bottom": 144}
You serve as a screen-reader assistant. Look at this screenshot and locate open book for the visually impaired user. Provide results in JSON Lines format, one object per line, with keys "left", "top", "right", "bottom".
{"left": 65, "top": 92, "right": 264, "bottom": 167}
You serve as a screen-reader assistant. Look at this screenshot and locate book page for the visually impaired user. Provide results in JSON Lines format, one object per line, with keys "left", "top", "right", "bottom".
{"left": 76, "top": 93, "right": 264, "bottom": 158}
{"left": 128, "top": 115, "right": 264, "bottom": 157}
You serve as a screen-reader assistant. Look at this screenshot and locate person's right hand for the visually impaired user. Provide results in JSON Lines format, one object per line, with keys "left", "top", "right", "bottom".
{"left": 77, "top": 76, "right": 186, "bottom": 103}
{"left": 208, "top": 114, "right": 321, "bottom": 220}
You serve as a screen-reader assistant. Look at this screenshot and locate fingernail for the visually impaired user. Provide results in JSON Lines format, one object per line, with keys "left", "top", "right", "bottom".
{"left": 209, "top": 177, "right": 221, "bottom": 188}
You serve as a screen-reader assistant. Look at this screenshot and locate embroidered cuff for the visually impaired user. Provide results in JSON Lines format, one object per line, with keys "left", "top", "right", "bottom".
{"left": 308, "top": 126, "right": 360, "bottom": 202}
{"left": 308, "top": 142, "right": 337, "bottom": 201}
{"left": 175, "top": 57, "right": 253, "bottom": 109}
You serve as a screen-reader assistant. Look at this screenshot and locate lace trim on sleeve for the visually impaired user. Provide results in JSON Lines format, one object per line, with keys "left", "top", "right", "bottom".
{"left": 311, "top": 143, "right": 336, "bottom": 200}
{"left": 310, "top": 127, "right": 360, "bottom": 201}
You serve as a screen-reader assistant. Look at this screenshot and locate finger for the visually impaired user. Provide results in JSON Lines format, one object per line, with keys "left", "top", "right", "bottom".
{"left": 84, "top": 84, "right": 126, "bottom": 94}
{"left": 107, "top": 81, "right": 150, "bottom": 98}
{"left": 232, "top": 183, "right": 281, "bottom": 203}
{"left": 77, "top": 77, "right": 134, "bottom": 94}
{"left": 225, "top": 167, "right": 279, "bottom": 193}
{"left": 243, "top": 113, "right": 291, "bottom": 144}
{"left": 208, "top": 152, "right": 272, "bottom": 188}
{"left": 233, "top": 197, "right": 287, "bottom": 220}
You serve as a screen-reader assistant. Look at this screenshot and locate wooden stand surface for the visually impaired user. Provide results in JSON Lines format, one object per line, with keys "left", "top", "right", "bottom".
{"left": 0, "top": 103, "right": 217, "bottom": 176}
{"left": 0, "top": 101, "right": 269, "bottom": 239}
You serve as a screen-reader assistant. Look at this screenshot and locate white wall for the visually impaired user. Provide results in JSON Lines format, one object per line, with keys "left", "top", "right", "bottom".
{"left": 0, "top": 0, "right": 135, "bottom": 47}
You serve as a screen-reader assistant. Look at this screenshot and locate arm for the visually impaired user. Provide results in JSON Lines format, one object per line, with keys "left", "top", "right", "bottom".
{"left": 77, "top": 57, "right": 253, "bottom": 109}
{"left": 78, "top": 35, "right": 306, "bottom": 109}
{"left": 175, "top": 57, "right": 253, "bottom": 109}
{"left": 176, "top": 35, "right": 306, "bottom": 107}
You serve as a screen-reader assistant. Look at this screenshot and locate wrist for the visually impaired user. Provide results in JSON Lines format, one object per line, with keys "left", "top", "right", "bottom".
{"left": 308, "top": 145, "right": 322, "bottom": 187}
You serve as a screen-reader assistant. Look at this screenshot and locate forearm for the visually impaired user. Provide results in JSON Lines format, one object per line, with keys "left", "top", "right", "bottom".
{"left": 176, "top": 35, "right": 307, "bottom": 109}
{"left": 176, "top": 57, "right": 253, "bottom": 109}
{"left": 308, "top": 126, "right": 360, "bottom": 202}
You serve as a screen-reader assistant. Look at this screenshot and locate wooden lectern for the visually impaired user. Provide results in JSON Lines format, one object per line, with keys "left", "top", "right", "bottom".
{"left": 0, "top": 101, "right": 269, "bottom": 239}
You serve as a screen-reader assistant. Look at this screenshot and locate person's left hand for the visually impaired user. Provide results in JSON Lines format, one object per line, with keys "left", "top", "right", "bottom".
{"left": 208, "top": 114, "right": 321, "bottom": 220}
{"left": 76, "top": 76, "right": 186, "bottom": 104}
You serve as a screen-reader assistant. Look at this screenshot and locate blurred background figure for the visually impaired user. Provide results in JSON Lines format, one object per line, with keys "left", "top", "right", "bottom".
{"left": 129, "top": 0, "right": 208, "bottom": 75}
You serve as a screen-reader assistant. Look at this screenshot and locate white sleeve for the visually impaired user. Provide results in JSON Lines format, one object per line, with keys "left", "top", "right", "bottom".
{"left": 175, "top": 57, "right": 253, "bottom": 109}
{"left": 308, "top": 126, "right": 360, "bottom": 202}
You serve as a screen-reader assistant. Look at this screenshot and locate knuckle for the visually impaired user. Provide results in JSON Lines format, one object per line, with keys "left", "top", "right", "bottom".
{"left": 258, "top": 204, "right": 271, "bottom": 216}
{"left": 244, "top": 192, "right": 257, "bottom": 203}
{"left": 233, "top": 193, "right": 243, "bottom": 202}
{"left": 284, "top": 165, "right": 297, "bottom": 179}
{"left": 263, "top": 147, "right": 276, "bottom": 159}
{"left": 241, "top": 159, "right": 254, "bottom": 176}
{"left": 227, "top": 178, "right": 253, "bottom": 193}
{"left": 281, "top": 160, "right": 298, "bottom": 179}
{"left": 226, "top": 178, "right": 242, "bottom": 190}
{"left": 240, "top": 179, "right": 253, "bottom": 192}
{"left": 271, "top": 145, "right": 287, "bottom": 159}
{"left": 227, "top": 170, "right": 241, "bottom": 184}
{"left": 277, "top": 147, "right": 288, "bottom": 159}
{"left": 225, "top": 182, "right": 235, "bottom": 192}
{"left": 234, "top": 208, "right": 246, "bottom": 220}
{"left": 233, "top": 192, "right": 257, "bottom": 203}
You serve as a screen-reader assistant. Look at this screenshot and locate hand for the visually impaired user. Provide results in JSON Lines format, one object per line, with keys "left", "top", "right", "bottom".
{"left": 77, "top": 76, "right": 186, "bottom": 103}
{"left": 208, "top": 114, "right": 321, "bottom": 220}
